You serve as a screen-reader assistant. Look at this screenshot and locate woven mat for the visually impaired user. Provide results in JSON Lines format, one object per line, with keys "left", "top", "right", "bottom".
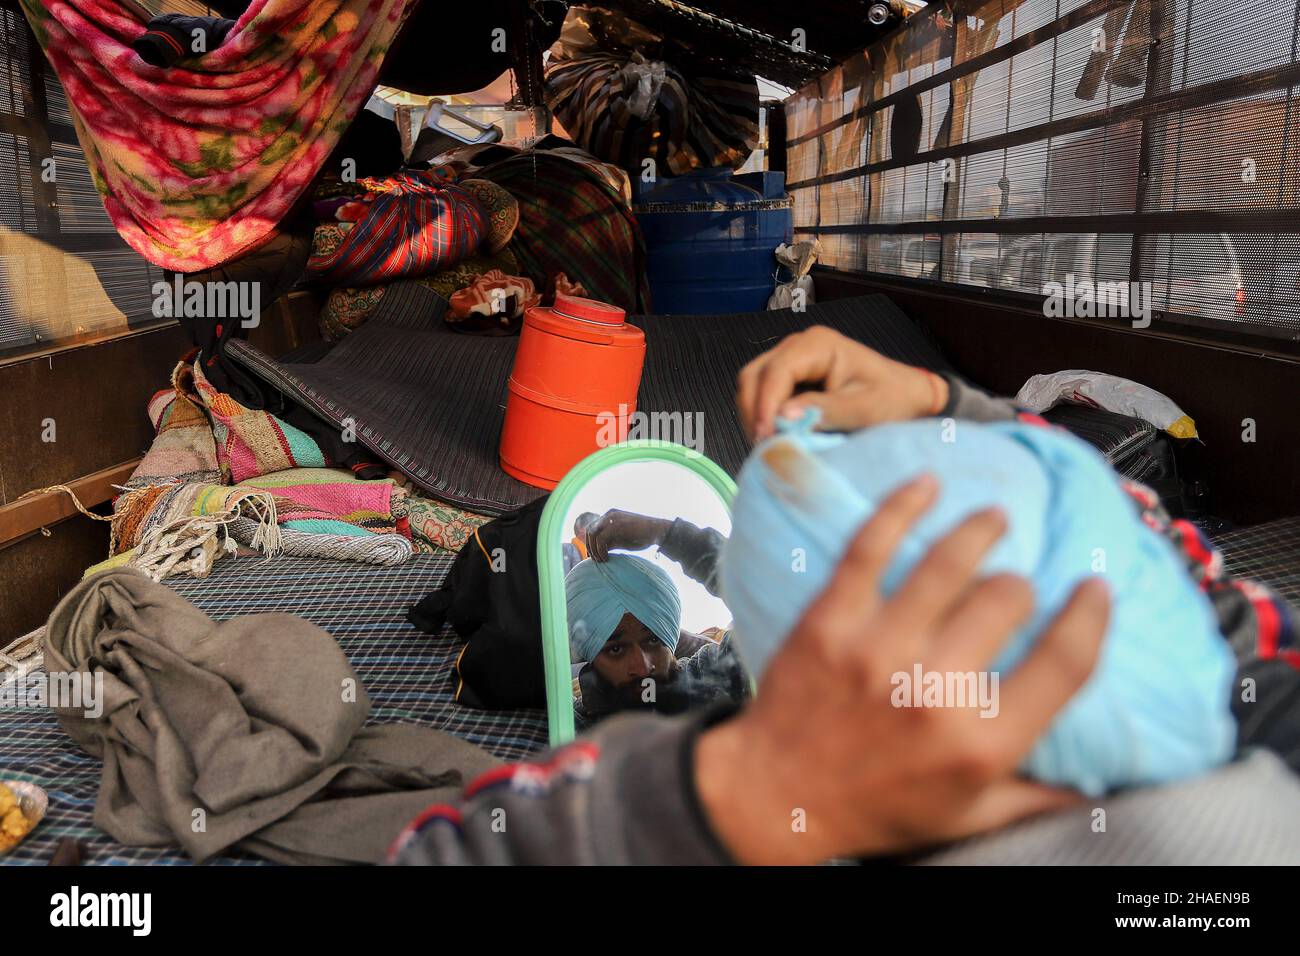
{"left": 227, "top": 284, "right": 952, "bottom": 515}
{"left": 0, "top": 555, "right": 548, "bottom": 866}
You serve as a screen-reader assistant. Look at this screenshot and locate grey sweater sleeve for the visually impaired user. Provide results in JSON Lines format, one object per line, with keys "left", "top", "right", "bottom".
{"left": 389, "top": 709, "right": 737, "bottom": 865}
{"left": 659, "top": 518, "right": 727, "bottom": 597}
{"left": 937, "top": 372, "right": 1020, "bottom": 423}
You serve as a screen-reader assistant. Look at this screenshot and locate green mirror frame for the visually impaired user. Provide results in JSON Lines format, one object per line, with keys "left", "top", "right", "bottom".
{"left": 536, "top": 440, "right": 738, "bottom": 747}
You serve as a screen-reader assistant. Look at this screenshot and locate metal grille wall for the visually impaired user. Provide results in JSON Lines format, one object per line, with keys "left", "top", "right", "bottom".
{"left": 0, "top": 2, "right": 165, "bottom": 356}
{"left": 786, "top": 0, "right": 1300, "bottom": 346}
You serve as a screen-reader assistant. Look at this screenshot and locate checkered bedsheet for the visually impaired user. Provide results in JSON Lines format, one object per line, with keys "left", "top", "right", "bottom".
{"left": 1214, "top": 516, "right": 1300, "bottom": 605}
{"left": 0, "top": 555, "right": 549, "bottom": 866}
{"left": 6, "top": 519, "right": 1295, "bottom": 866}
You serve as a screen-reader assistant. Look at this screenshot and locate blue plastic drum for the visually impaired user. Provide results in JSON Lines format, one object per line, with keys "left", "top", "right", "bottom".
{"left": 634, "top": 169, "right": 794, "bottom": 315}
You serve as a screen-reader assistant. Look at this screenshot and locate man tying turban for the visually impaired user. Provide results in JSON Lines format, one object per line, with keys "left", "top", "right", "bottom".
{"left": 566, "top": 549, "right": 748, "bottom": 727}
{"left": 720, "top": 412, "right": 1237, "bottom": 796}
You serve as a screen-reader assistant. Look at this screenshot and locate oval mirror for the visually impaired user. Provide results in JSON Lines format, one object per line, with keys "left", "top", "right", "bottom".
{"left": 538, "top": 441, "right": 751, "bottom": 745}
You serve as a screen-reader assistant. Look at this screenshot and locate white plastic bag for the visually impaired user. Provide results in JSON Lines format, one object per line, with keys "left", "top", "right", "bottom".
{"left": 618, "top": 56, "right": 668, "bottom": 120}
{"left": 1015, "top": 370, "right": 1198, "bottom": 439}
{"left": 768, "top": 239, "right": 821, "bottom": 311}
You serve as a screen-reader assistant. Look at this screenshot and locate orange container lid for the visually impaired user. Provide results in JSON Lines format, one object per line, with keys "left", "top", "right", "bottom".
{"left": 552, "top": 292, "right": 627, "bottom": 326}
{"left": 523, "top": 301, "right": 645, "bottom": 347}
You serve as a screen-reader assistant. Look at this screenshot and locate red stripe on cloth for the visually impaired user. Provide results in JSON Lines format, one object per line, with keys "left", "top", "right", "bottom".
{"left": 269, "top": 418, "right": 296, "bottom": 465}
{"left": 1173, "top": 519, "right": 1214, "bottom": 571}
{"left": 1015, "top": 411, "right": 1051, "bottom": 428}
{"left": 464, "top": 741, "right": 601, "bottom": 799}
{"left": 385, "top": 804, "right": 463, "bottom": 862}
{"left": 463, "top": 765, "right": 519, "bottom": 799}
{"left": 145, "top": 30, "right": 186, "bottom": 58}
{"left": 1254, "top": 590, "right": 1282, "bottom": 658}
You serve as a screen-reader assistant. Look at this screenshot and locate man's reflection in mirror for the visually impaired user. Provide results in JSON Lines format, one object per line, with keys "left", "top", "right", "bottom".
{"left": 565, "top": 510, "right": 749, "bottom": 730}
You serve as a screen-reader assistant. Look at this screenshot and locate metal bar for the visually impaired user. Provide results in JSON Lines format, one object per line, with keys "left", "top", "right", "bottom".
{"left": 1128, "top": 0, "right": 1175, "bottom": 298}
{"left": 787, "top": 54, "right": 1300, "bottom": 190}
{"left": 810, "top": 206, "right": 1300, "bottom": 235}
{"left": 787, "top": 0, "right": 1126, "bottom": 147}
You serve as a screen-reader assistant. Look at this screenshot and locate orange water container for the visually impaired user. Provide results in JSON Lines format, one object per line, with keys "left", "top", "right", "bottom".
{"left": 499, "top": 293, "right": 646, "bottom": 489}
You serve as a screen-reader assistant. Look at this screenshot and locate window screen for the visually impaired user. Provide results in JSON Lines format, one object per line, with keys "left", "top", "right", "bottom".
{"left": 0, "top": 2, "right": 167, "bottom": 358}
{"left": 786, "top": 0, "right": 1300, "bottom": 345}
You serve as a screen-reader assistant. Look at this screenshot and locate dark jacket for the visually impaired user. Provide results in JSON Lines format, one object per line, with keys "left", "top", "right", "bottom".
{"left": 132, "top": 14, "right": 237, "bottom": 68}
{"left": 408, "top": 497, "right": 548, "bottom": 709}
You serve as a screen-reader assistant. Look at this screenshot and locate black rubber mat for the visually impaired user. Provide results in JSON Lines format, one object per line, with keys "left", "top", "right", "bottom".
{"left": 229, "top": 282, "right": 951, "bottom": 515}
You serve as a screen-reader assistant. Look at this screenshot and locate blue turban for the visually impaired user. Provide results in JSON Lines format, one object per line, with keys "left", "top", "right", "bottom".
{"left": 566, "top": 554, "right": 682, "bottom": 662}
{"left": 719, "top": 416, "right": 1236, "bottom": 795}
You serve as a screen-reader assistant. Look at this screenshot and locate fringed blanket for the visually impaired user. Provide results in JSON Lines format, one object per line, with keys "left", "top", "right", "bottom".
{"left": 110, "top": 362, "right": 413, "bottom": 580}
{"left": 20, "top": 0, "right": 411, "bottom": 271}
{"left": 107, "top": 469, "right": 413, "bottom": 581}
{"left": 113, "top": 471, "right": 407, "bottom": 551}
{"left": 239, "top": 468, "right": 411, "bottom": 538}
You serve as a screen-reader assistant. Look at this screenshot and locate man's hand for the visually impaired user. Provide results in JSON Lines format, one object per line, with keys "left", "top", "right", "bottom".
{"left": 736, "top": 326, "right": 949, "bottom": 442}
{"left": 584, "top": 510, "right": 673, "bottom": 562}
{"left": 694, "top": 474, "right": 1110, "bottom": 865}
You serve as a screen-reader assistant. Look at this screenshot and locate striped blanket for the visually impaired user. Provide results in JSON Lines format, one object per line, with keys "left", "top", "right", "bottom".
{"left": 478, "top": 151, "right": 651, "bottom": 313}
{"left": 129, "top": 358, "right": 335, "bottom": 492}
{"left": 105, "top": 468, "right": 413, "bottom": 580}
{"left": 128, "top": 363, "right": 222, "bottom": 490}
{"left": 20, "top": 0, "right": 411, "bottom": 272}
{"left": 545, "top": 53, "right": 758, "bottom": 176}
{"left": 191, "top": 360, "right": 330, "bottom": 483}
{"left": 113, "top": 468, "right": 409, "bottom": 553}
{"left": 241, "top": 468, "right": 410, "bottom": 538}
{"left": 307, "top": 169, "right": 489, "bottom": 287}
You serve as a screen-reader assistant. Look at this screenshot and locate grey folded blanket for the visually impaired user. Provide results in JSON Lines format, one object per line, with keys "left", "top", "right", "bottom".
{"left": 43, "top": 569, "right": 500, "bottom": 865}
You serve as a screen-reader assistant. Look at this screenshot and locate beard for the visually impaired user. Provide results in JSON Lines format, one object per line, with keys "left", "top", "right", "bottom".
{"left": 613, "top": 671, "right": 677, "bottom": 707}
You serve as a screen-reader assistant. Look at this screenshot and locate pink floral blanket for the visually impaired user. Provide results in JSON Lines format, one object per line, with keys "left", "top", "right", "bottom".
{"left": 21, "top": 0, "right": 410, "bottom": 271}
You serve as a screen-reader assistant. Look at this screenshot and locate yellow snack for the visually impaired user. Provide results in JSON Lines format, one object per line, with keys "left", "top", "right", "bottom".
{"left": 0, "top": 783, "right": 16, "bottom": 817}
{"left": 2, "top": 806, "right": 28, "bottom": 837}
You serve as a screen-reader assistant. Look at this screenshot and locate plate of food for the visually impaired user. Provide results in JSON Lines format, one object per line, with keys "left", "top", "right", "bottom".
{"left": 0, "top": 781, "right": 47, "bottom": 855}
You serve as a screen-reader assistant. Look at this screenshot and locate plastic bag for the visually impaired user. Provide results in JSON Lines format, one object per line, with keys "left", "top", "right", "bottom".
{"left": 618, "top": 56, "right": 668, "bottom": 120}
{"left": 555, "top": 5, "right": 665, "bottom": 59}
{"left": 1016, "top": 370, "right": 1198, "bottom": 439}
{"left": 768, "top": 240, "right": 821, "bottom": 311}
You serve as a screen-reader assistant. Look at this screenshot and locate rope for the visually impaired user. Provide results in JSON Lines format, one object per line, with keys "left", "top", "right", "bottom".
{"left": 228, "top": 517, "right": 414, "bottom": 566}
{"left": 14, "top": 484, "right": 115, "bottom": 537}
{"left": 0, "top": 628, "right": 43, "bottom": 676}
